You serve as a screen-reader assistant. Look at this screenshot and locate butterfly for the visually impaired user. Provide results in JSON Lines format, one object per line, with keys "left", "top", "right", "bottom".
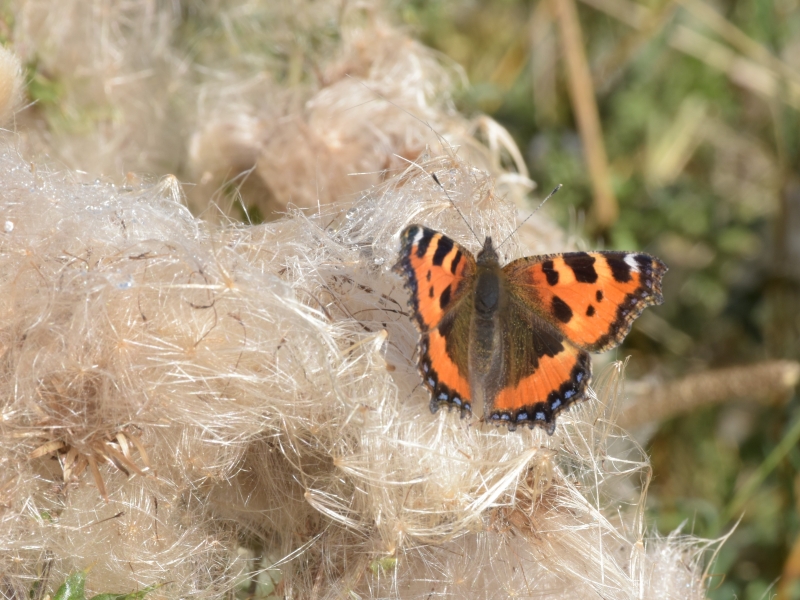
{"left": 394, "top": 223, "right": 667, "bottom": 434}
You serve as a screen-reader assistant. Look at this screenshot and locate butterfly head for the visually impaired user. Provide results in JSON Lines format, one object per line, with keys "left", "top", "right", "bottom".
{"left": 476, "top": 236, "right": 500, "bottom": 267}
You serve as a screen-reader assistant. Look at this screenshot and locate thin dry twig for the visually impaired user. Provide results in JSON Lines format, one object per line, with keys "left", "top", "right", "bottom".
{"left": 675, "top": 0, "right": 800, "bottom": 89}
{"left": 778, "top": 531, "right": 800, "bottom": 600}
{"left": 553, "top": 0, "right": 619, "bottom": 230}
{"left": 621, "top": 360, "right": 800, "bottom": 429}
{"left": 594, "top": 1, "right": 678, "bottom": 91}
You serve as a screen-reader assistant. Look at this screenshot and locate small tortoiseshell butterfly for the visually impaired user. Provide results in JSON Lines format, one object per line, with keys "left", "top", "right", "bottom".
{"left": 394, "top": 218, "right": 667, "bottom": 434}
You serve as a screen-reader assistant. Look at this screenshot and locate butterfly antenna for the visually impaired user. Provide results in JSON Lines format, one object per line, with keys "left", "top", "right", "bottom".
{"left": 431, "top": 172, "right": 482, "bottom": 244}
{"left": 497, "top": 184, "right": 562, "bottom": 250}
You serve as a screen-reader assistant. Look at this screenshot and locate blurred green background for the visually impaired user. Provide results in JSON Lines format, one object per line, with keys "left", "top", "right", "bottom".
{"left": 399, "top": 0, "right": 800, "bottom": 598}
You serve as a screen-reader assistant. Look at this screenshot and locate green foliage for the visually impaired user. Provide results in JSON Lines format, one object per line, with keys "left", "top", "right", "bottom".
{"left": 52, "top": 571, "right": 85, "bottom": 600}
{"left": 25, "top": 59, "right": 63, "bottom": 107}
{"left": 48, "top": 570, "right": 162, "bottom": 600}
{"left": 369, "top": 556, "right": 398, "bottom": 575}
{"left": 24, "top": 58, "right": 121, "bottom": 135}
{"left": 402, "top": 0, "right": 800, "bottom": 596}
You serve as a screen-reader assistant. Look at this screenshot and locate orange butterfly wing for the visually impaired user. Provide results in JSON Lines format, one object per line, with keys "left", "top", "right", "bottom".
{"left": 503, "top": 251, "right": 667, "bottom": 352}
{"left": 394, "top": 225, "right": 476, "bottom": 414}
{"left": 396, "top": 228, "right": 667, "bottom": 434}
{"left": 482, "top": 250, "right": 665, "bottom": 433}
{"left": 482, "top": 292, "right": 591, "bottom": 433}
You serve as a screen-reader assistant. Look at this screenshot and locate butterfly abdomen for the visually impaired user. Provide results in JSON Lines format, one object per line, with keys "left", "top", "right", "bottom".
{"left": 467, "top": 263, "right": 507, "bottom": 418}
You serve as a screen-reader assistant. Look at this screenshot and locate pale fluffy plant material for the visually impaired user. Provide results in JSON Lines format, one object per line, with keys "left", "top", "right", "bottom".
{"left": 10, "top": 0, "right": 187, "bottom": 176}
{"left": 188, "top": 16, "right": 532, "bottom": 218}
{"left": 0, "top": 45, "right": 22, "bottom": 127}
{"left": 9, "top": 0, "right": 530, "bottom": 221}
{"left": 0, "top": 141, "right": 710, "bottom": 598}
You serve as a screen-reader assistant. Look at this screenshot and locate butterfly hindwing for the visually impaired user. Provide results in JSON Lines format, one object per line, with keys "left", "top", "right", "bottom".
{"left": 418, "top": 307, "right": 473, "bottom": 415}
{"left": 503, "top": 251, "right": 667, "bottom": 352}
{"left": 481, "top": 294, "right": 591, "bottom": 433}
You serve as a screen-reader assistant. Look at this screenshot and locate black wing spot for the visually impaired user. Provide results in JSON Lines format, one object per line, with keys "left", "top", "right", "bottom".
{"left": 596, "top": 290, "right": 604, "bottom": 302}
{"left": 532, "top": 330, "right": 564, "bottom": 359}
{"left": 429, "top": 286, "right": 434, "bottom": 298}
{"left": 415, "top": 230, "right": 433, "bottom": 258}
{"left": 542, "top": 260, "right": 559, "bottom": 286}
{"left": 432, "top": 236, "right": 454, "bottom": 266}
{"left": 450, "top": 250, "right": 462, "bottom": 274}
{"left": 426, "top": 270, "right": 432, "bottom": 282}
{"left": 606, "top": 256, "right": 632, "bottom": 283}
{"left": 551, "top": 295, "right": 573, "bottom": 323}
{"left": 586, "top": 304, "right": 595, "bottom": 317}
{"left": 564, "top": 253, "right": 598, "bottom": 283}
{"left": 439, "top": 284, "right": 451, "bottom": 309}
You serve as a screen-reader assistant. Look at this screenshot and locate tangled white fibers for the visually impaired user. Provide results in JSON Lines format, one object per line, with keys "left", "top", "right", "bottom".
{"left": 0, "top": 142, "right": 712, "bottom": 598}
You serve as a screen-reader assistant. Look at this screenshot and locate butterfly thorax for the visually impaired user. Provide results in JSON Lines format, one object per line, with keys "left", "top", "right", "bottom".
{"left": 474, "top": 236, "right": 503, "bottom": 317}
{"left": 475, "top": 236, "right": 499, "bottom": 267}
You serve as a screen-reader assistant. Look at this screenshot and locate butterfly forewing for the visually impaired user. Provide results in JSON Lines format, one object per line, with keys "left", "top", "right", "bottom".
{"left": 503, "top": 251, "right": 666, "bottom": 352}
{"left": 394, "top": 226, "right": 476, "bottom": 414}
{"left": 394, "top": 225, "right": 476, "bottom": 331}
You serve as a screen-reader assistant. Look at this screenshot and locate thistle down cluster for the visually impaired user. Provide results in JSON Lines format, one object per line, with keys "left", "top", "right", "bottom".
{"left": 0, "top": 144, "right": 713, "bottom": 597}
{"left": 0, "top": 2, "right": 713, "bottom": 597}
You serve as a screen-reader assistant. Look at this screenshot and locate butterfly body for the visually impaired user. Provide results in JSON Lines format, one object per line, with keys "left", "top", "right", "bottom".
{"left": 394, "top": 224, "right": 666, "bottom": 434}
{"left": 466, "top": 239, "right": 506, "bottom": 417}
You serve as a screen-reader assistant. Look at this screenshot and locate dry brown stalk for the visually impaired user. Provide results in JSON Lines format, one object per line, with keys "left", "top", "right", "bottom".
{"left": 528, "top": 0, "right": 559, "bottom": 123}
{"left": 778, "top": 530, "right": 800, "bottom": 600}
{"left": 620, "top": 360, "right": 800, "bottom": 429}
{"left": 578, "top": 0, "right": 647, "bottom": 28}
{"left": 553, "top": 0, "right": 619, "bottom": 230}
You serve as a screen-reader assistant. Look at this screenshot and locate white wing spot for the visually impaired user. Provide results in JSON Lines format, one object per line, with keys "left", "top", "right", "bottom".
{"left": 624, "top": 254, "right": 640, "bottom": 272}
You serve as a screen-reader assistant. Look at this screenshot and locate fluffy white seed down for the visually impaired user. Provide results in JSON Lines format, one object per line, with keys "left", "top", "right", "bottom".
{"left": 0, "top": 143, "right": 711, "bottom": 599}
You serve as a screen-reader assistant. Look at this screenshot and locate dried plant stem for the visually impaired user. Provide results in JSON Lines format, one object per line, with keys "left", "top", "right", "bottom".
{"left": 553, "top": 0, "right": 618, "bottom": 230}
{"left": 778, "top": 530, "right": 800, "bottom": 600}
{"left": 670, "top": 27, "right": 800, "bottom": 109}
{"left": 528, "top": 0, "right": 559, "bottom": 123}
{"left": 594, "top": 1, "right": 678, "bottom": 91}
{"left": 578, "top": 0, "right": 647, "bottom": 28}
{"left": 0, "top": 46, "right": 22, "bottom": 126}
{"left": 620, "top": 360, "right": 800, "bottom": 429}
